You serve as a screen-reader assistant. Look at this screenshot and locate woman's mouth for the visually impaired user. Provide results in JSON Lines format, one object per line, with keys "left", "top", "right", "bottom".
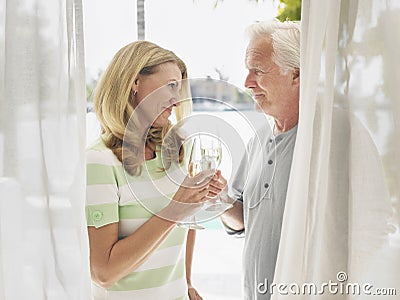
{"left": 163, "top": 106, "right": 173, "bottom": 115}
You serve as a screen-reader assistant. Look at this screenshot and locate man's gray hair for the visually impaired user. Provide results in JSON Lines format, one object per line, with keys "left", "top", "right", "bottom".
{"left": 246, "top": 19, "right": 300, "bottom": 75}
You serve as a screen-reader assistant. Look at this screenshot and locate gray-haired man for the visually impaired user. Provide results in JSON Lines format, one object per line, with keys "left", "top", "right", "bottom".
{"left": 220, "top": 19, "right": 300, "bottom": 299}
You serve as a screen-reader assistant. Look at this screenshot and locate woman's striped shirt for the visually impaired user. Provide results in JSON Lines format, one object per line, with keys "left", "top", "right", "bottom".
{"left": 86, "top": 138, "right": 189, "bottom": 300}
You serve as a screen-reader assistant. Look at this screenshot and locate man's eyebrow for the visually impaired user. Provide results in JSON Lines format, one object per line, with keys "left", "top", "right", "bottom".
{"left": 245, "top": 62, "right": 261, "bottom": 69}
{"left": 248, "top": 65, "right": 263, "bottom": 70}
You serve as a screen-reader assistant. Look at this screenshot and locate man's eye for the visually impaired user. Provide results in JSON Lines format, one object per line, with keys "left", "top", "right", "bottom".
{"left": 254, "top": 69, "right": 263, "bottom": 75}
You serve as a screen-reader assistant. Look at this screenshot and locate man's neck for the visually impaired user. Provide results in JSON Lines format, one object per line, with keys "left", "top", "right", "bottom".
{"left": 274, "top": 116, "right": 298, "bottom": 135}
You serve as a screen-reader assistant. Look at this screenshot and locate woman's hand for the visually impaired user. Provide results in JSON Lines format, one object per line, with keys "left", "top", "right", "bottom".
{"left": 173, "top": 169, "right": 215, "bottom": 204}
{"left": 188, "top": 283, "right": 203, "bottom": 300}
{"left": 159, "top": 170, "right": 214, "bottom": 222}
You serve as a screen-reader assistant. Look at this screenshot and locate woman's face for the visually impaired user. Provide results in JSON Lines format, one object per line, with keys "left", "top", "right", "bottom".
{"left": 133, "top": 62, "right": 183, "bottom": 128}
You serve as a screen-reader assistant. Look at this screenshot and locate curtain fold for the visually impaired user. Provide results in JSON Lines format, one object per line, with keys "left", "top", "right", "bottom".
{"left": 273, "top": 0, "right": 400, "bottom": 299}
{"left": 0, "top": 0, "right": 91, "bottom": 299}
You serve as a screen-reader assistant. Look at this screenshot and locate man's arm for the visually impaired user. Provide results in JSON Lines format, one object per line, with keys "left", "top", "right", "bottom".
{"left": 220, "top": 197, "right": 244, "bottom": 232}
{"left": 212, "top": 170, "right": 245, "bottom": 233}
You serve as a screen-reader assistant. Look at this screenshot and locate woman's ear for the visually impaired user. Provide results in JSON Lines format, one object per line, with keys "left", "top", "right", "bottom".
{"left": 130, "top": 78, "right": 139, "bottom": 107}
{"left": 133, "top": 78, "right": 139, "bottom": 92}
{"left": 292, "top": 68, "right": 300, "bottom": 86}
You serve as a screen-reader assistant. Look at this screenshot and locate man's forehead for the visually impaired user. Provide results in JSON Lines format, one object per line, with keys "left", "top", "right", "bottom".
{"left": 247, "top": 35, "right": 272, "bottom": 49}
{"left": 245, "top": 40, "right": 273, "bottom": 66}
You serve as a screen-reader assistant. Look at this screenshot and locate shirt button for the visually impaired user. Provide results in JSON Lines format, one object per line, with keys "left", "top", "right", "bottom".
{"left": 92, "top": 211, "right": 103, "bottom": 221}
{"left": 264, "top": 183, "right": 269, "bottom": 189}
{"left": 269, "top": 139, "right": 273, "bottom": 143}
{"left": 268, "top": 160, "right": 273, "bottom": 165}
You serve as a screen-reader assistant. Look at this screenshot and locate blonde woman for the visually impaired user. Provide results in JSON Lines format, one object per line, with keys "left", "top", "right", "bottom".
{"left": 86, "top": 41, "right": 223, "bottom": 300}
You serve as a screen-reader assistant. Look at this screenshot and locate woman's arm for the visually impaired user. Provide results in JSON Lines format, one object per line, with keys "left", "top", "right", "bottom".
{"left": 88, "top": 174, "right": 212, "bottom": 289}
{"left": 185, "top": 229, "right": 203, "bottom": 300}
{"left": 185, "top": 229, "right": 195, "bottom": 287}
{"left": 88, "top": 214, "right": 176, "bottom": 289}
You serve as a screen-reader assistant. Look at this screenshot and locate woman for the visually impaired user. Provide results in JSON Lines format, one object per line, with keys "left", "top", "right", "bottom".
{"left": 86, "top": 41, "right": 221, "bottom": 300}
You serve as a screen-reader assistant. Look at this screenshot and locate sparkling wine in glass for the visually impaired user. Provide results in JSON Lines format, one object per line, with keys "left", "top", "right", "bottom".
{"left": 200, "top": 136, "right": 233, "bottom": 212}
{"left": 183, "top": 136, "right": 207, "bottom": 230}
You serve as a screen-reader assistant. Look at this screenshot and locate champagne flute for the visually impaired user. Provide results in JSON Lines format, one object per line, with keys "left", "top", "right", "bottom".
{"left": 201, "top": 136, "right": 233, "bottom": 212}
{"left": 182, "top": 136, "right": 207, "bottom": 230}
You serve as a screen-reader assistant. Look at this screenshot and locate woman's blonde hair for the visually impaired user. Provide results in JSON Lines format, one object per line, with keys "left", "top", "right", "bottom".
{"left": 94, "top": 41, "right": 192, "bottom": 176}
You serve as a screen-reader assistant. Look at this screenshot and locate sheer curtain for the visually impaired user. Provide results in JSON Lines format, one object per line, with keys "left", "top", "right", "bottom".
{"left": 273, "top": 0, "right": 400, "bottom": 299}
{"left": 0, "top": 0, "right": 91, "bottom": 299}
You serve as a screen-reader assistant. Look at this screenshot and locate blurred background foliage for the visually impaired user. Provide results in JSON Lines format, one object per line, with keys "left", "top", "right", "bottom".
{"left": 276, "top": 0, "right": 301, "bottom": 21}
{"left": 86, "top": 0, "right": 302, "bottom": 102}
{"left": 214, "top": 0, "right": 301, "bottom": 20}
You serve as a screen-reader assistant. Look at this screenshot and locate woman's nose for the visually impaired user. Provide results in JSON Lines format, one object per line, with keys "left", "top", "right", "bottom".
{"left": 169, "top": 97, "right": 180, "bottom": 107}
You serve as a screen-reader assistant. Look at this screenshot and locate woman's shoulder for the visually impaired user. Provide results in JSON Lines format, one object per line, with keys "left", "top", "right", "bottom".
{"left": 86, "top": 137, "right": 121, "bottom": 166}
{"left": 87, "top": 136, "right": 108, "bottom": 151}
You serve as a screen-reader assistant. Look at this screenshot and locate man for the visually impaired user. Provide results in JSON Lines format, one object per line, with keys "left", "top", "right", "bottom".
{"left": 220, "top": 19, "right": 300, "bottom": 299}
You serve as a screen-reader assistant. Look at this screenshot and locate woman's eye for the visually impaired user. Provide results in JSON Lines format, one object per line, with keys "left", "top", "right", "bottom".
{"left": 168, "top": 82, "right": 178, "bottom": 89}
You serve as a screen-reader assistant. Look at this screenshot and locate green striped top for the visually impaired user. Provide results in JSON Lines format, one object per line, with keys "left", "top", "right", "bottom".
{"left": 86, "top": 137, "right": 190, "bottom": 300}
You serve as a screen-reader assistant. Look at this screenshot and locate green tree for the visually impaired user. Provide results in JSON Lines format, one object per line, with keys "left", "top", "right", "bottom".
{"left": 214, "top": 0, "right": 301, "bottom": 21}
{"left": 276, "top": 0, "right": 301, "bottom": 21}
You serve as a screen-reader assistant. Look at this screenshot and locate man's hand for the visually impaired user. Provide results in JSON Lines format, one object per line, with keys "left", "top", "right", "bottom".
{"left": 208, "top": 170, "right": 232, "bottom": 203}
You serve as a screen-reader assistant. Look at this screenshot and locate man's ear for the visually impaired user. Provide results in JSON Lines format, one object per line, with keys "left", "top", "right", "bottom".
{"left": 292, "top": 68, "right": 300, "bottom": 85}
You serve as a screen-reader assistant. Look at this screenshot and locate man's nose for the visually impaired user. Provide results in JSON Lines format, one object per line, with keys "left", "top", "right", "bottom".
{"left": 244, "top": 72, "right": 256, "bottom": 89}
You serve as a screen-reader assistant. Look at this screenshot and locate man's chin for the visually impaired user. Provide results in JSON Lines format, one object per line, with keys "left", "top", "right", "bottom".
{"left": 254, "top": 103, "right": 272, "bottom": 117}
{"left": 255, "top": 103, "right": 263, "bottom": 113}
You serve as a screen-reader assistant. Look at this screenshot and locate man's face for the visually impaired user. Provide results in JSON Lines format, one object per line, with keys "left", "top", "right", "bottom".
{"left": 244, "top": 36, "right": 299, "bottom": 121}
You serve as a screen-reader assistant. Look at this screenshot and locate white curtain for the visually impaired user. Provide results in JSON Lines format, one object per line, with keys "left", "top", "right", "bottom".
{"left": 0, "top": 0, "right": 91, "bottom": 299}
{"left": 274, "top": 0, "right": 400, "bottom": 299}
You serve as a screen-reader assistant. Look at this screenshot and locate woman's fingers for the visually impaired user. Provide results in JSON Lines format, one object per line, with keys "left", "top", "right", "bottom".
{"left": 198, "top": 185, "right": 211, "bottom": 201}
{"left": 207, "top": 185, "right": 222, "bottom": 195}
{"left": 183, "top": 169, "right": 215, "bottom": 188}
{"left": 174, "top": 169, "right": 228, "bottom": 205}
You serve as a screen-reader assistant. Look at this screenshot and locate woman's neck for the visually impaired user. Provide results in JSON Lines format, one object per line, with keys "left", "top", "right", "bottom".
{"left": 144, "top": 142, "right": 156, "bottom": 160}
